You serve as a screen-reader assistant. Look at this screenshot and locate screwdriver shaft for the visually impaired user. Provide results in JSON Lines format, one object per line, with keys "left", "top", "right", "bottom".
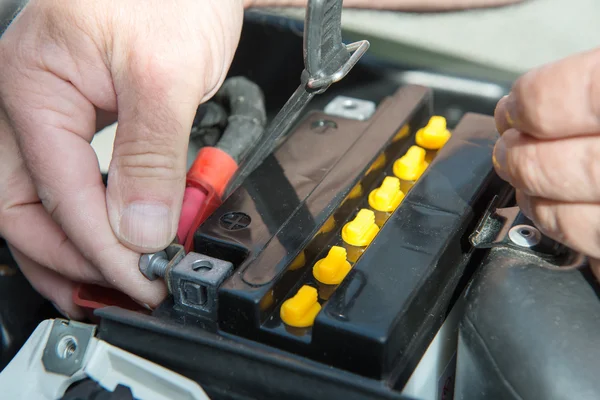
{"left": 224, "top": 85, "right": 315, "bottom": 196}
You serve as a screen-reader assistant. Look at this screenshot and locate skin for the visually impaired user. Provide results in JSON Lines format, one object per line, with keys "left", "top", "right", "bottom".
{"left": 493, "top": 48, "right": 600, "bottom": 280}
{"left": 0, "top": 0, "right": 244, "bottom": 318}
{"left": 244, "top": 0, "right": 523, "bottom": 9}
{"left": 0, "top": 0, "right": 531, "bottom": 320}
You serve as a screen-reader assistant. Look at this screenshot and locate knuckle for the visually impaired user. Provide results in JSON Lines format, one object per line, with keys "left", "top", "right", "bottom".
{"left": 584, "top": 139, "right": 600, "bottom": 192}
{"left": 554, "top": 208, "right": 576, "bottom": 246}
{"left": 530, "top": 199, "right": 559, "bottom": 239}
{"left": 37, "top": 185, "right": 61, "bottom": 223}
{"left": 126, "top": 47, "right": 180, "bottom": 94}
{"left": 589, "top": 58, "right": 600, "bottom": 124}
{"left": 507, "top": 140, "right": 546, "bottom": 195}
{"left": 516, "top": 73, "right": 552, "bottom": 135}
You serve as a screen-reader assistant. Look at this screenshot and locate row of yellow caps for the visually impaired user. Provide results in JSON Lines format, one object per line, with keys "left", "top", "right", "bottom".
{"left": 279, "top": 116, "right": 451, "bottom": 328}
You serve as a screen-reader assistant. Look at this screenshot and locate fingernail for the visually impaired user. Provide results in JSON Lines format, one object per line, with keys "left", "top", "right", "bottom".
{"left": 504, "top": 93, "right": 519, "bottom": 129}
{"left": 132, "top": 298, "right": 153, "bottom": 310}
{"left": 119, "top": 202, "right": 173, "bottom": 249}
{"left": 492, "top": 138, "right": 508, "bottom": 180}
{"left": 495, "top": 95, "right": 510, "bottom": 134}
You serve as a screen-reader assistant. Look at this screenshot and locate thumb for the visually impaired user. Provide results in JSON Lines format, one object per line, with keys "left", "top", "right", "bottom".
{"left": 107, "top": 57, "right": 204, "bottom": 252}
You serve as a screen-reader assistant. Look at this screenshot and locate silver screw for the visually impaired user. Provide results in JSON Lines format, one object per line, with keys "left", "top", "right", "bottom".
{"left": 139, "top": 251, "right": 169, "bottom": 281}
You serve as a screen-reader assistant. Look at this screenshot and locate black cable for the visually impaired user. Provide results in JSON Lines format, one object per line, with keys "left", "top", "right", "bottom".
{"left": 213, "top": 76, "right": 267, "bottom": 164}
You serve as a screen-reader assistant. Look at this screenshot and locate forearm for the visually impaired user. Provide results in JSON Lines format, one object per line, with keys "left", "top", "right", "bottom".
{"left": 244, "top": 0, "right": 524, "bottom": 11}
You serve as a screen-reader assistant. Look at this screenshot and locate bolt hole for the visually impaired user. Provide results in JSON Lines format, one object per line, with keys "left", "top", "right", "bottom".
{"left": 520, "top": 228, "right": 532, "bottom": 237}
{"left": 310, "top": 119, "right": 338, "bottom": 132}
{"left": 342, "top": 100, "right": 358, "bottom": 110}
{"left": 56, "top": 336, "right": 78, "bottom": 360}
{"left": 192, "top": 260, "right": 214, "bottom": 272}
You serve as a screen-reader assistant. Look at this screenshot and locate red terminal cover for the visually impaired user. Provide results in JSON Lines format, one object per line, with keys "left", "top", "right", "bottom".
{"left": 183, "top": 187, "right": 222, "bottom": 253}
{"left": 187, "top": 146, "right": 238, "bottom": 198}
{"left": 73, "top": 284, "right": 149, "bottom": 322}
{"left": 183, "top": 147, "right": 238, "bottom": 252}
{"left": 177, "top": 187, "right": 208, "bottom": 243}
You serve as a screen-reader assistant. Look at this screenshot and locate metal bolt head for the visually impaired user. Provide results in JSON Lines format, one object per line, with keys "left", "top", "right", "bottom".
{"left": 139, "top": 251, "right": 167, "bottom": 280}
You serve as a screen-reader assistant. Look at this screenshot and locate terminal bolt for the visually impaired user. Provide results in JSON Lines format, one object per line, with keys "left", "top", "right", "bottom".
{"left": 138, "top": 243, "right": 186, "bottom": 287}
{"left": 138, "top": 251, "right": 169, "bottom": 281}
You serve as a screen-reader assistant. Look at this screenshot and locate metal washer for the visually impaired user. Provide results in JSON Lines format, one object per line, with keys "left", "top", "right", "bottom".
{"left": 508, "top": 224, "right": 542, "bottom": 248}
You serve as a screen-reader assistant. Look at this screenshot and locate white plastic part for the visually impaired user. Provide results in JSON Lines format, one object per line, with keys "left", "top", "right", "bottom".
{"left": 401, "top": 294, "right": 466, "bottom": 400}
{"left": 0, "top": 319, "right": 209, "bottom": 400}
{"left": 84, "top": 340, "right": 208, "bottom": 400}
{"left": 0, "top": 320, "right": 90, "bottom": 399}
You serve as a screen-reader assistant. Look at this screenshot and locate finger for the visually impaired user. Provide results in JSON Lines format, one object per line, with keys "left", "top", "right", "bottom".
{"left": 495, "top": 48, "right": 600, "bottom": 138}
{"left": 9, "top": 245, "right": 85, "bottom": 320}
{"left": 493, "top": 129, "right": 600, "bottom": 202}
{"left": 494, "top": 96, "right": 512, "bottom": 134}
{"left": 0, "top": 112, "right": 104, "bottom": 284}
{"left": 3, "top": 48, "right": 167, "bottom": 308}
{"left": 516, "top": 191, "right": 600, "bottom": 259}
{"left": 590, "top": 258, "right": 600, "bottom": 283}
{"left": 1, "top": 201, "right": 106, "bottom": 284}
{"left": 245, "top": 0, "right": 523, "bottom": 10}
{"left": 106, "top": 50, "right": 209, "bottom": 252}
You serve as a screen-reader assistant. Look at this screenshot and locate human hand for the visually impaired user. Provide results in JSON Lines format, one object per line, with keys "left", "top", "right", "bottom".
{"left": 244, "top": 0, "right": 523, "bottom": 11}
{"left": 0, "top": 0, "right": 243, "bottom": 318}
{"left": 493, "top": 48, "right": 600, "bottom": 278}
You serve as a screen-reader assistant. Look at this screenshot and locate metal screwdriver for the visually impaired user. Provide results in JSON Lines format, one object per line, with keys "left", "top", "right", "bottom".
{"left": 223, "top": 0, "right": 369, "bottom": 197}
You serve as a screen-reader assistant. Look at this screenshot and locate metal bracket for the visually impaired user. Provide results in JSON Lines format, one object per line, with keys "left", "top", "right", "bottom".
{"left": 170, "top": 253, "right": 234, "bottom": 320}
{"left": 42, "top": 320, "right": 95, "bottom": 377}
{"left": 469, "top": 196, "right": 587, "bottom": 269}
{"left": 164, "top": 242, "right": 186, "bottom": 292}
{"left": 1, "top": 319, "right": 209, "bottom": 399}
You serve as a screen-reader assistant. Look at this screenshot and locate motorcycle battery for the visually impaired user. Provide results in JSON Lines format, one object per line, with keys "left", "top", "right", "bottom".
{"left": 96, "top": 85, "right": 510, "bottom": 400}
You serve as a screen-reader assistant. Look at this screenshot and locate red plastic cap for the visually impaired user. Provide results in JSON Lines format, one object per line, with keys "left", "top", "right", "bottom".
{"left": 187, "top": 147, "right": 238, "bottom": 198}
{"left": 177, "top": 187, "right": 207, "bottom": 243}
{"left": 184, "top": 191, "right": 222, "bottom": 253}
{"left": 73, "top": 284, "right": 149, "bottom": 322}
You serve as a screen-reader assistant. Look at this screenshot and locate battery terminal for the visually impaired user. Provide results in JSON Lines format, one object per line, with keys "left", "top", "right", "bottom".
{"left": 280, "top": 285, "right": 322, "bottom": 328}
{"left": 415, "top": 116, "right": 451, "bottom": 150}
{"left": 393, "top": 145, "right": 429, "bottom": 181}
{"left": 313, "top": 246, "right": 352, "bottom": 285}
